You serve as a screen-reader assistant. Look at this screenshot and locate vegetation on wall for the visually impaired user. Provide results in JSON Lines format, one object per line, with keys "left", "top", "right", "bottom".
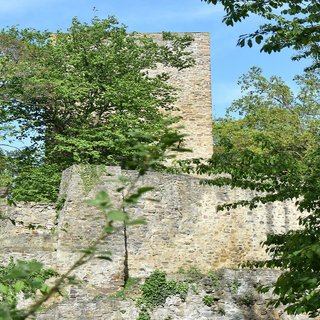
{"left": 136, "top": 270, "right": 189, "bottom": 320}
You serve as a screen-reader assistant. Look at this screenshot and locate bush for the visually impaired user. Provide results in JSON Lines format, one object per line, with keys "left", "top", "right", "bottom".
{"left": 136, "top": 270, "right": 189, "bottom": 319}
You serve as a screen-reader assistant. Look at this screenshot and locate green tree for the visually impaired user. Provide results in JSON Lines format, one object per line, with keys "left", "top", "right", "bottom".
{"left": 202, "top": 0, "right": 320, "bottom": 70}
{"left": 213, "top": 67, "right": 319, "bottom": 159}
{"left": 0, "top": 150, "right": 10, "bottom": 188}
{"left": 192, "top": 68, "right": 320, "bottom": 317}
{"left": 0, "top": 16, "right": 194, "bottom": 201}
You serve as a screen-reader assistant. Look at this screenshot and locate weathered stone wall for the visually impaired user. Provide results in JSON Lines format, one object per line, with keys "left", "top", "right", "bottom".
{"left": 0, "top": 165, "right": 309, "bottom": 319}
{"left": 3, "top": 166, "right": 293, "bottom": 283}
{"left": 2, "top": 166, "right": 298, "bottom": 277}
{"left": 149, "top": 32, "right": 213, "bottom": 160}
{"left": 37, "top": 269, "right": 311, "bottom": 320}
{"left": 53, "top": 166, "right": 301, "bottom": 276}
{"left": 123, "top": 169, "right": 301, "bottom": 276}
{"left": 0, "top": 165, "right": 303, "bottom": 278}
{"left": 0, "top": 203, "right": 57, "bottom": 267}
{"left": 56, "top": 166, "right": 125, "bottom": 293}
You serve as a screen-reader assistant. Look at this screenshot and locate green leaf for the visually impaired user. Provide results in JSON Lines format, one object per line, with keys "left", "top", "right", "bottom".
{"left": 14, "top": 280, "right": 24, "bottom": 293}
{"left": 255, "top": 35, "right": 263, "bottom": 44}
{"left": 40, "top": 284, "right": 50, "bottom": 295}
{"left": 137, "top": 187, "right": 155, "bottom": 194}
{"left": 0, "top": 284, "right": 8, "bottom": 294}
{"left": 125, "top": 187, "right": 154, "bottom": 204}
{"left": 86, "top": 191, "right": 111, "bottom": 209}
{"left": 127, "top": 219, "right": 146, "bottom": 226}
{"left": 96, "top": 256, "right": 112, "bottom": 261}
{"left": 108, "top": 210, "right": 128, "bottom": 221}
{"left": 104, "top": 225, "right": 114, "bottom": 234}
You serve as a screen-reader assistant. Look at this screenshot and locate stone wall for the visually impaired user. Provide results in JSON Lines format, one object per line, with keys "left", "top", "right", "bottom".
{"left": 149, "top": 32, "right": 213, "bottom": 160}
{"left": 54, "top": 165, "right": 301, "bottom": 276}
{"left": 123, "top": 170, "right": 301, "bottom": 276}
{"left": 37, "top": 269, "right": 311, "bottom": 320}
{"left": 0, "top": 165, "right": 309, "bottom": 319}
{"left": 0, "top": 203, "right": 57, "bottom": 267}
{"left": 0, "top": 165, "right": 303, "bottom": 278}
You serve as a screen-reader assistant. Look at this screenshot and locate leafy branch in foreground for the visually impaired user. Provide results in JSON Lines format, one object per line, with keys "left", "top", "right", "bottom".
{"left": 0, "top": 259, "right": 58, "bottom": 320}
{"left": 202, "top": 0, "right": 320, "bottom": 70}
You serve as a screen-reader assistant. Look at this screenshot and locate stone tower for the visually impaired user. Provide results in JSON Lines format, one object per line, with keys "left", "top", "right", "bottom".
{"left": 149, "top": 32, "right": 213, "bottom": 160}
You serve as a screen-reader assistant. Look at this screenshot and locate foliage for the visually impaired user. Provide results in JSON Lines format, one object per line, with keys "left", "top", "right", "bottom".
{"left": 137, "top": 270, "right": 188, "bottom": 309}
{"left": 0, "top": 258, "right": 58, "bottom": 319}
{"left": 227, "top": 276, "right": 240, "bottom": 294}
{"left": 11, "top": 163, "right": 61, "bottom": 203}
{"left": 207, "top": 271, "right": 222, "bottom": 291}
{"left": 202, "top": 0, "right": 320, "bottom": 70}
{"left": 136, "top": 308, "right": 151, "bottom": 320}
{"left": 177, "top": 266, "right": 201, "bottom": 276}
{"left": 202, "top": 294, "right": 214, "bottom": 307}
{"left": 236, "top": 292, "right": 255, "bottom": 307}
{"left": 202, "top": 272, "right": 226, "bottom": 313}
{"left": 0, "top": 150, "right": 11, "bottom": 188}
{"left": 0, "top": 16, "right": 194, "bottom": 201}
{"left": 136, "top": 270, "right": 189, "bottom": 319}
{"left": 0, "top": 146, "right": 62, "bottom": 203}
{"left": 211, "top": 67, "right": 319, "bottom": 167}
{"left": 188, "top": 68, "right": 320, "bottom": 317}
{"left": 249, "top": 219, "right": 320, "bottom": 317}
{"left": 197, "top": 67, "right": 320, "bottom": 201}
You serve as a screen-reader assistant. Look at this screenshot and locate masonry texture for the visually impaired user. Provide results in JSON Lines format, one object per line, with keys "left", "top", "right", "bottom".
{"left": 0, "top": 165, "right": 313, "bottom": 319}
{"left": 60, "top": 166, "right": 302, "bottom": 275}
{"left": 149, "top": 32, "right": 213, "bottom": 160}
{"left": 36, "top": 269, "right": 310, "bottom": 320}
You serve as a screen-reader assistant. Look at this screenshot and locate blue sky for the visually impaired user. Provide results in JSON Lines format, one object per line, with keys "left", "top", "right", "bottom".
{"left": 0, "top": 0, "right": 308, "bottom": 117}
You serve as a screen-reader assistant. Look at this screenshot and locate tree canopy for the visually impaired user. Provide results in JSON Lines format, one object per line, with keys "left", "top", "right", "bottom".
{"left": 0, "top": 16, "right": 194, "bottom": 201}
{"left": 202, "top": 0, "right": 320, "bottom": 70}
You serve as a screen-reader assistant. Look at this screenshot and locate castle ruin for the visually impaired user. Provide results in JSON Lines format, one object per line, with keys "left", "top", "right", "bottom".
{"left": 0, "top": 33, "right": 311, "bottom": 320}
